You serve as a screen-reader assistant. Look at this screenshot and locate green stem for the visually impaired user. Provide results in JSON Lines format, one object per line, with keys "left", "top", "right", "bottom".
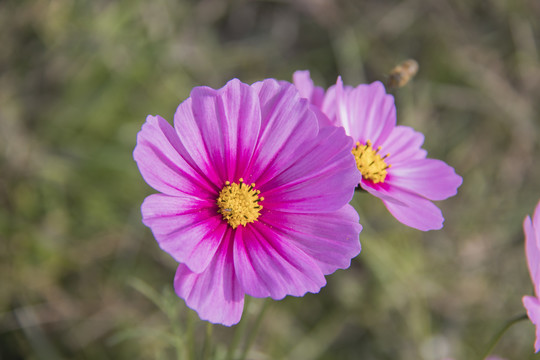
{"left": 171, "top": 320, "right": 185, "bottom": 360}
{"left": 165, "top": 291, "right": 185, "bottom": 360}
{"left": 165, "top": 303, "right": 184, "bottom": 360}
{"left": 226, "top": 297, "right": 251, "bottom": 360}
{"left": 186, "top": 310, "right": 196, "bottom": 360}
{"left": 202, "top": 322, "right": 213, "bottom": 360}
{"left": 480, "top": 313, "right": 528, "bottom": 359}
{"left": 239, "top": 299, "right": 270, "bottom": 360}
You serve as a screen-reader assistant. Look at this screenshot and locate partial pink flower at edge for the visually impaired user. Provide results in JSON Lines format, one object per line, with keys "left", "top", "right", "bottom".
{"left": 133, "top": 78, "right": 362, "bottom": 326}
{"left": 523, "top": 200, "right": 540, "bottom": 352}
{"left": 293, "top": 70, "right": 463, "bottom": 231}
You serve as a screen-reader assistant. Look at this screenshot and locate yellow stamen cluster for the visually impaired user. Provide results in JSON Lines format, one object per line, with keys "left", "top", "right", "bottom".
{"left": 351, "top": 140, "right": 391, "bottom": 184}
{"left": 217, "top": 178, "right": 264, "bottom": 229}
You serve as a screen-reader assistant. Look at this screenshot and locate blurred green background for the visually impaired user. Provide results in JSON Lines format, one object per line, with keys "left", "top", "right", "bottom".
{"left": 1, "top": 0, "right": 540, "bottom": 359}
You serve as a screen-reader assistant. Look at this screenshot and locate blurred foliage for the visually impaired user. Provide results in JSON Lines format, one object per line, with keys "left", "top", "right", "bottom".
{"left": 1, "top": 0, "right": 540, "bottom": 359}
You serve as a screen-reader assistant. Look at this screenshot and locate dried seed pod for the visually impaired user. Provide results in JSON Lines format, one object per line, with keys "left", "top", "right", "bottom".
{"left": 387, "top": 59, "right": 419, "bottom": 88}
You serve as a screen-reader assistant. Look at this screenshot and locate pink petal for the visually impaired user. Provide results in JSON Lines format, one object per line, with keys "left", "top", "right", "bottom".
{"left": 333, "top": 76, "right": 351, "bottom": 134}
{"left": 260, "top": 126, "right": 359, "bottom": 213}
{"left": 534, "top": 200, "right": 540, "bottom": 248}
{"left": 133, "top": 115, "right": 217, "bottom": 197}
{"left": 174, "top": 230, "right": 244, "bottom": 326}
{"left": 525, "top": 214, "right": 540, "bottom": 296}
{"left": 320, "top": 81, "right": 339, "bottom": 125}
{"left": 381, "top": 189, "right": 444, "bottom": 231}
{"left": 360, "top": 179, "right": 407, "bottom": 206}
{"left": 260, "top": 205, "right": 361, "bottom": 274}
{"left": 246, "top": 79, "right": 319, "bottom": 185}
{"left": 187, "top": 79, "right": 261, "bottom": 182}
{"left": 389, "top": 158, "right": 462, "bottom": 201}
{"left": 173, "top": 98, "right": 222, "bottom": 187}
{"left": 523, "top": 295, "right": 540, "bottom": 352}
{"left": 141, "top": 194, "right": 226, "bottom": 273}
{"left": 233, "top": 224, "right": 326, "bottom": 299}
{"left": 301, "top": 75, "right": 355, "bottom": 128}
{"left": 310, "top": 105, "right": 334, "bottom": 128}
{"left": 292, "top": 70, "right": 325, "bottom": 108}
{"left": 380, "top": 125, "right": 427, "bottom": 163}
{"left": 341, "top": 81, "right": 396, "bottom": 146}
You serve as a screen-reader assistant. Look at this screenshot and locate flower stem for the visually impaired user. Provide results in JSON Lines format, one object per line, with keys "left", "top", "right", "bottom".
{"left": 480, "top": 313, "right": 528, "bottom": 359}
{"left": 202, "top": 322, "right": 213, "bottom": 360}
{"left": 171, "top": 318, "right": 185, "bottom": 360}
{"left": 226, "top": 297, "right": 251, "bottom": 360}
{"left": 186, "top": 309, "right": 196, "bottom": 360}
{"left": 239, "top": 299, "right": 270, "bottom": 360}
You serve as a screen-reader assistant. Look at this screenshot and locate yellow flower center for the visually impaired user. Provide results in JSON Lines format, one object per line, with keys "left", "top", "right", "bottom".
{"left": 217, "top": 178, "right": 264, "bottom": 229}
{"left": 351, "top": 140, "right": 391, "bottom": 184}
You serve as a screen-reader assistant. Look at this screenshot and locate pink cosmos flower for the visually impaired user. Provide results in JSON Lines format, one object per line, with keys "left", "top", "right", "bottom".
{"left": 523, "top": 200, "right": 540, "bottom": 352}
{"left": 293, "top": 71, "right": 462, "bottom": 231}
{"left": 133, "top": 78, "right": 362, "bottom": 326}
